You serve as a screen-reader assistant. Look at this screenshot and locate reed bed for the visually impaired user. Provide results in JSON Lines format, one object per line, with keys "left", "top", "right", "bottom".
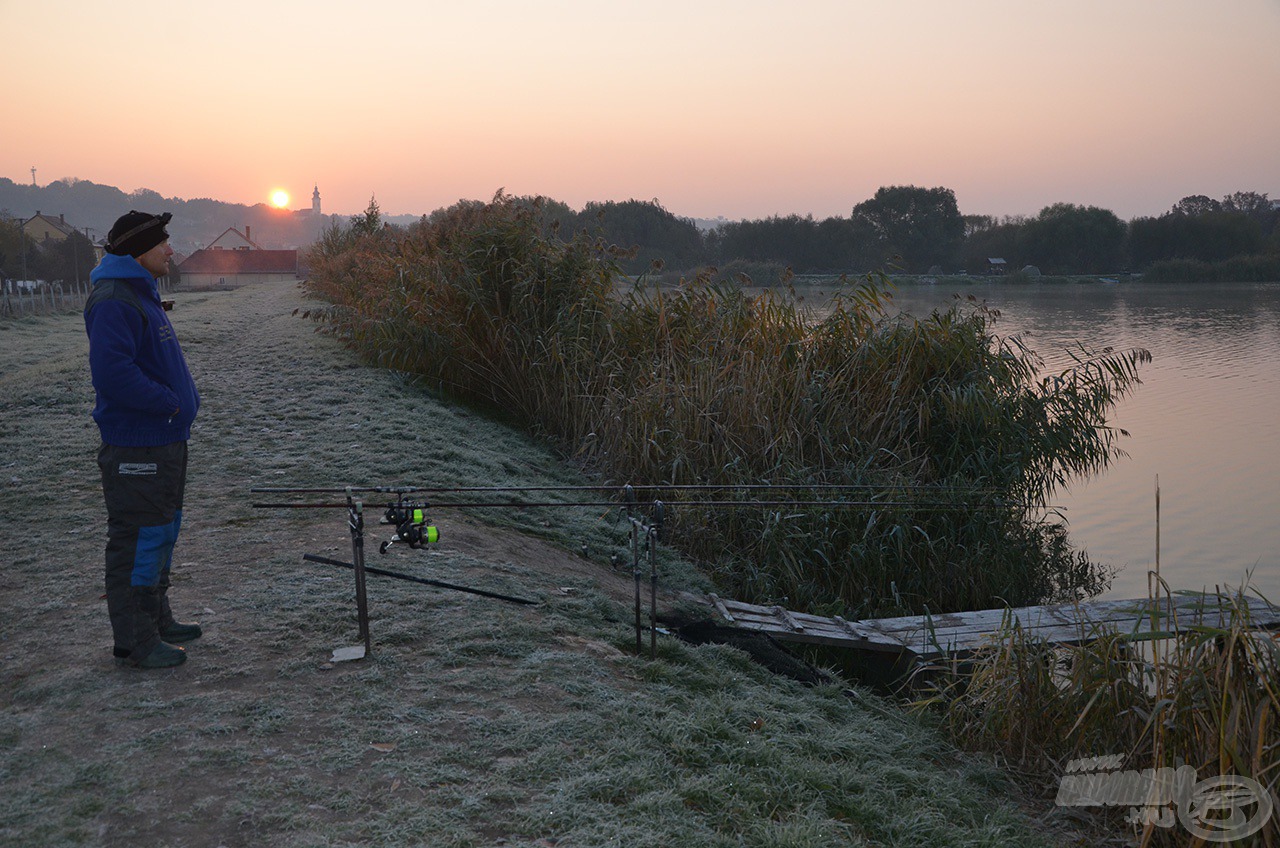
{"left": 304, "top": 193, "right": 1148, "bottom": 619}
{"left": 916, "top": 583, "right": 1279, "bottom": 845}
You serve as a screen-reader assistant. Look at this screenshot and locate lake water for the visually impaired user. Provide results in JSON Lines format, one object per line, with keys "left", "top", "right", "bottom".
{"left": 795, "top": 279, "right": 1280, "bottom": 601}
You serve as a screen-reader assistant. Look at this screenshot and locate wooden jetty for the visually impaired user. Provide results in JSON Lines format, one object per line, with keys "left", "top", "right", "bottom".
{"left": 701, "top": 590, "right": 1280, "bottom": 662}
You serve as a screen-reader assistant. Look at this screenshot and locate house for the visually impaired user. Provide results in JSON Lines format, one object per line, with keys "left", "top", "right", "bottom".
{"left": 205, "top": 226, "right": 263, "bottom": 251}
{"left": 23, "top": 212, "right": 77, "bottom": 242}
{"left": 987, "top": 257, "right": 1007, "bottom": 275}
{"left": 177, "top": 248, "right": 299, "bottom": 288}
{"left": 177, "top": 224, "right": 300, "bottom": 288}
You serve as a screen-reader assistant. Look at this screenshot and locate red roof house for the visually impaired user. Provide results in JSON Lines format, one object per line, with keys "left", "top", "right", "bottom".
{"left": 177, "top": 248, "right": 299, "bottom": 288}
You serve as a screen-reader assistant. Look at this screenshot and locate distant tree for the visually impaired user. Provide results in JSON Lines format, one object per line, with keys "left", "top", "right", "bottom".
{"left": 1128, "top": 210, "right": 1262, "bottom": 267}
{"left": 0, "top": 217, "right": 29, "bottom": 280}
{"left": 128, "top": 187, "right": 167, "bottom": 207}
{"left": 707, "top": 213, "right": 880, "bottom": 274}
{"left": 851, "top": 185, "right": 964, "bottom": 272}
{"left": 815, "top": 215, "right": 878, "bottom": 271}
{"left": 35, "top": 230, "right": 97, "bottom": 285}
{"left": 1126, "top": 216, "right": 1171, "bottom": 267}
{"left": 1129, "top": 191, "right": 1276, "bottom": 268}
{"left": 1221, "top": 191, "right": 1271, "bottom": 218}
{"left": 1221, "top": 191, "right": 1277, "bottom": 240}
{"left": 1020, "top": 203, "right": 1126, "bottom": 274}
{"left": 711, "top": 218, "right": 773, "bottom": 265}
{"left": 533, "top": 197, "right": 577, "bottom": 240}
{"left": 711, "top": 215, "right": 814, "bottom": 269}
{"left": 963, "top": 214, "right": 998, "bottom": 237}
{"left": 351, "top": 196, "right": 383, "bottom": 237}
{"left": 1171, "top": 195, "right": 1221, "bottom": 217}
{"left": 576, "top": 199, "right": 703, "bottom": 274}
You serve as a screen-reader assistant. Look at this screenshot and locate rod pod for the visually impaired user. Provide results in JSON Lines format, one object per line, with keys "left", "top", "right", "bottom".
{"left": 346, "top": 489, "right": 372, "bottom": 658}
{"left": 649, "top": 501, "right": 664, "bottom": 659}
{"left": 625, "top": 486, "right": 643, "bottom": 656}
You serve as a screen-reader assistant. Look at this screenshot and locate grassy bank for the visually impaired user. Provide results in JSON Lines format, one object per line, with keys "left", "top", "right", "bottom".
{"left": 304, "top": 196, "right": 1149, "bottom": 620}
{"left": 0, "top": 280, "right": 1067, "bottom": 846}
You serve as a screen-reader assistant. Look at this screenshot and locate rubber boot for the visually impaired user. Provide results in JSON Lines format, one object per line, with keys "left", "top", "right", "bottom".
{"left": 106, "top": 573, "right": 166, "bottom": 662}
{"left": 127, "top": 641, "right": 187, "bottom": 669}
{"left": 159, "top": 621, "right": 203, "bottom": 643}
{"left": 156, "top": 569, "right": 202, "bottom": 643}
{"left": 125, "top": 586, "right": 164, "bottom": 663}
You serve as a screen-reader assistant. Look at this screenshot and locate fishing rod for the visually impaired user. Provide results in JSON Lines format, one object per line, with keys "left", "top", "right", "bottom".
{"left": 252, "top": 499, "right": 1011, "bottom": 511}
{"left": 251, "top": 482, "right": 1004, "bottom": 495}
{"left": 250, "top": 482, "right": 1030, "bottom": 662}
{"left": 251, "top": 482, "right": 1019, "bottom": 512}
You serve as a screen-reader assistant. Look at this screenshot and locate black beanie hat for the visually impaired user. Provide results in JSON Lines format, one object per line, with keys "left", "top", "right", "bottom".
{"left": 106, "top": 211, "right": 172, "bottom": 257}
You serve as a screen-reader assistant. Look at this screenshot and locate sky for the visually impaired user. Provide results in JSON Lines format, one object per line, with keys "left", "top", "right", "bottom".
{"left": 5, "top": 0, "right": 1280, "bottom": 221}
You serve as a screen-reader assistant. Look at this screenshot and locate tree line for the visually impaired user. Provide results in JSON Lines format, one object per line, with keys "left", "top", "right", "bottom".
{"left": 524, "top": 187, "right": 1279, "bottom": 279}
{"left": 6, "top": 174, "right": 1279, "bottom": 283}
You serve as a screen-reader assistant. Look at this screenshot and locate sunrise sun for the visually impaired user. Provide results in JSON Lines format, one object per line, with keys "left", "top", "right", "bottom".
{"left": 270, "top": 189, "right": 290, "bottom": 209}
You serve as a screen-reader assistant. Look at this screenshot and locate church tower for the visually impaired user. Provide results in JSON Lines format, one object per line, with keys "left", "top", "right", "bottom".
{"left": 312, "top": 185, "right": 322, "bottom": 217}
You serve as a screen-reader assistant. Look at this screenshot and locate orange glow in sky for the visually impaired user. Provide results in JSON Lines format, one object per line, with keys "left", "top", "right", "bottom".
{"left": 270, "top": 190, "right": 290, "bottom": 209}
{"left": 5, "top": 1, "right": 1280, "bottom": 220}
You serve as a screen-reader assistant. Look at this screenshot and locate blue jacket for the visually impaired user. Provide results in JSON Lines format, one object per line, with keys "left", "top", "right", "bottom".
{"left": 85, "top": 253, "right": 200, "bottom": 446}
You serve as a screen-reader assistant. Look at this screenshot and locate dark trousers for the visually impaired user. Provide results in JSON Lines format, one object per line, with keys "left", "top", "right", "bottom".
{"left": 97, "top": 441, "right": 188, "bottom": 659}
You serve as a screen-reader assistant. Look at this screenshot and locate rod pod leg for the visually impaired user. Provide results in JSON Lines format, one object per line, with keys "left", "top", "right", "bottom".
{"left": 347, "top": 495, "right": 371, "bottom": 659}
{"left": 632, "top": 519, "right": 643, "bottom": 656}
{"left": 648, "top": 529, "right": 659, "bottom": 660}
{"left": 648, "top": 501, "right": 664, "bottom": 660}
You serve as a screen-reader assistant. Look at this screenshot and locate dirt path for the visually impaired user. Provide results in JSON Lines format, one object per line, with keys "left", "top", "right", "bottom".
{"left": 0, "top": 280, "right": 646, "bottom": 846}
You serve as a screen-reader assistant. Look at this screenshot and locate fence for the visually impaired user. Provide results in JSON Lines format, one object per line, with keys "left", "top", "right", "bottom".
{"left": 0, "top": 277, "right": 173, "bottom": 319}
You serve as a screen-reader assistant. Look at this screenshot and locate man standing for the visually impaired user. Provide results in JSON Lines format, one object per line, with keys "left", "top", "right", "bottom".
{"left": 85, "top": 211, "right": 202, "bottom": 669}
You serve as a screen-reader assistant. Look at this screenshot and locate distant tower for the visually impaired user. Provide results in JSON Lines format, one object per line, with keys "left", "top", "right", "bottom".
{"left": 312, "top": 185, "right": 322, "bottom": 217}
{"left": 31, "top": 166, "right": 37, "bottom": 187}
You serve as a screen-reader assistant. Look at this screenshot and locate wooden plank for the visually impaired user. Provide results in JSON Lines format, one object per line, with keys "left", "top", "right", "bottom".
{"left": 698, "top": 590, "right": 1279, "bottom": 661}
{"left": 858, "top": 592, "right": 1280, "bottom": 659}
{"left": 870, "top": 594, "right": 1278, "bottom": 640}
{"left": 707, "top": 593, "right": 736, "bottom": 624}
{"left": 772, "top": 605, "right": 805, "bottom": 632}
{"left": 833, "top": 616, "right": 876, "bottom": 642}
{"left": 709, "top": 597, "right": 909, "bottom": 654}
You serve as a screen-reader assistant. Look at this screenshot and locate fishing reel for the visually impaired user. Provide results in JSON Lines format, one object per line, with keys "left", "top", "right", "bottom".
{"left": 378, "top": 499, "right": 439, "bottom": 554}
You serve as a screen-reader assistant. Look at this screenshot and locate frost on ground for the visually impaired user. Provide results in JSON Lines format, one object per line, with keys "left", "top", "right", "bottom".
{"left": 0, "top": 280, "right": 1058, "bottom": 848}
